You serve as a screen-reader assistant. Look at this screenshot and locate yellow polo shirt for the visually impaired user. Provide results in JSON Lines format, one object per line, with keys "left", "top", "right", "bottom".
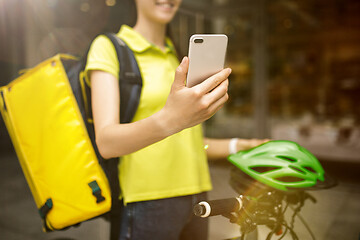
{"left": 85, "top": 25, "right": 212, "bottom": 204}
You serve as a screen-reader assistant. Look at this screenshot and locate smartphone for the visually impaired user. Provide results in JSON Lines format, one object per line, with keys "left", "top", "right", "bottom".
{"left": 186, "top": 34, "right": 228, "bottom": 87}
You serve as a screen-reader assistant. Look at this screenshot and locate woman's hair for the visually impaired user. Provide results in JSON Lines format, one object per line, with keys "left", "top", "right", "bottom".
{"left": 104, "top": 0, "right": 136, "bottom": 32}
{"left": 166, "top": 25, "right": 182, "bottom": 60}
{"left": 125, "top": 0, "right": 137, "bottom": 27}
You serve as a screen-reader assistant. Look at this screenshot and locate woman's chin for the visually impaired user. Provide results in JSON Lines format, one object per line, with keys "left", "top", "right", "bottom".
{"left": 154, "top": 14, "right": 176, "bottom": 25}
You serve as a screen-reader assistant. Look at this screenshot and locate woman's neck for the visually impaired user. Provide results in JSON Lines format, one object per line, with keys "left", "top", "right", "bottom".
{"left": 133, "top": 18, "right": 167, "bottom": 50}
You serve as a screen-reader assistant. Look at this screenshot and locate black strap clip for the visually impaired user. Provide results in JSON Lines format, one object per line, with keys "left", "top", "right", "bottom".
{"left": 1, "top": 91, "right": 7, "bottom": 111}
{"left": 39, "top": 198, "right": 53, "bottom": 219}
{"left": 88, "top": 180, "right": 106, "bottom": 203}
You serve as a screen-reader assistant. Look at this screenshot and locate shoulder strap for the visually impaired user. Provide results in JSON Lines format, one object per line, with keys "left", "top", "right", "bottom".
{"left": 62, "top": 32, "right": 142, "bottom": 238}
{"left": 102, "top": 33, "right": 142, "bottom": 123}
{"left": 101, "top": 33, "right": 142, "bottom": 240}
{"left": 82, "top": 33, "right": 142, "bottom": 240}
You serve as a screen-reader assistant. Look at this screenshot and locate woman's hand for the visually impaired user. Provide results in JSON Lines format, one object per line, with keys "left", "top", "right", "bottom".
{"left": 236, "top": 138, "right": 270, "bottom": 151}
{"left": 159, "top": 57, "right": 231, "bottom": 135}
{"left": 90, "top": 57, "right": 230, "bottom": 158}
{"left": 204, "top": 138, "right": 270, "bottom": 160}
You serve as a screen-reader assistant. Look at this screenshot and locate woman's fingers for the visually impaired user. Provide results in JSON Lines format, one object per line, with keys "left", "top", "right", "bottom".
{"left": 207, "top": 80, "right": 229, "bottom": 112}
{"left": 237, "top": 138, "right": 271, "bottom": 151}
{"left": 194, "top": 68, "right": 231, "bottom": 94}
{"left": 207, "top": 91, "right": 229, "bottom": 115}
{"left": 204, "top": 78, "right": 229, "bottom": 103}
{"left": 172, "top": 57, "right": 189, "bottom": 89}
{"left": 163, "top": 63, "right": 231, "bottom": 132}
{"left": 196, "top": 78, "right": 228, "bottom": 115}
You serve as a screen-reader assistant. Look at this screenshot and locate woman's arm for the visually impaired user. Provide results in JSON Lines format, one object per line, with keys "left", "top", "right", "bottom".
{"left": 204, "top": 137, "right": 269, "bottom": 160}
{"left": 91, "top": 57, "right": 231, "bottom": 159}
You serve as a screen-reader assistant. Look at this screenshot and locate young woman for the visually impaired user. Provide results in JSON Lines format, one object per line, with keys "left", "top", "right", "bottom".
{"left": 85, "top": 0, "right": 267, "bottom": 239}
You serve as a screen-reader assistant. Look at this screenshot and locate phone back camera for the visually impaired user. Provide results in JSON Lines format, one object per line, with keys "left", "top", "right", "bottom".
{"left": 194, "top": 38, "right": 204, "bottom": 44}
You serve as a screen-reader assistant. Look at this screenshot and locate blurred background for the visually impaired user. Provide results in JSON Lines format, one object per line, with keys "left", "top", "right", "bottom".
{"left": 0, "top": 0, "right": 359, "bottom": 239}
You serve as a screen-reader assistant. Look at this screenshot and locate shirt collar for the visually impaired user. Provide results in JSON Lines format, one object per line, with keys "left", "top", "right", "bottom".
{"left": 164, "top": 38, "right": 176, "bottom": 54}
{"left": 118, "top": 25, "right": 176, "bottom": 54}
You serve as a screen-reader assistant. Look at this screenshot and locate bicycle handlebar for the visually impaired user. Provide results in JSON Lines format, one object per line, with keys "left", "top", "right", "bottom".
{"left": 193, "top": 196, "right": 243, "bottom": 218}
{"left": 194, "top": 190, "right": 319, "bottom": 240}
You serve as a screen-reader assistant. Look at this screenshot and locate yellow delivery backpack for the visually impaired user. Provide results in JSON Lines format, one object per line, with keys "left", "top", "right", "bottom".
{"left": 0, "top": 33, "right": 142, "bottom": 237}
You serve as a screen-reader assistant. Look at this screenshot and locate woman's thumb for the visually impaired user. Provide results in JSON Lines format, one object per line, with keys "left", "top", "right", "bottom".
{"left": 173, "top": 56, "right": 189, "bottom": 88}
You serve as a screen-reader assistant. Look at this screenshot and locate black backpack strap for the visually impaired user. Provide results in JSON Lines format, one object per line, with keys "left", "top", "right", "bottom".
{"left": 103, "top": 33, "right": 143, "bottom": 123}
{"left": 101, "top": 33, "right": 142, "bottom": 240}
{"left": 66, "top": 31, "right": 142, "bottom": 238}
{"left": 79, "top": 32, "right": 142, "bottom": 240}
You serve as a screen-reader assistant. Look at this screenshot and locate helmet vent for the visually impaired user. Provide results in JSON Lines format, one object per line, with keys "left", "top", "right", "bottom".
{"left": 289, "top": 166, "right": 306, "bottom": 174}
{"left": 251, "top": 166, "right": 281, "bottom": 173}
{"left": 275, "top": 176, "right": 304, "bottom": 183}
{"left": 277, "top": 155, "right": 297, "bottom": 162}
{"left": 304, "top": 166, "right": 317, "bottom": 174}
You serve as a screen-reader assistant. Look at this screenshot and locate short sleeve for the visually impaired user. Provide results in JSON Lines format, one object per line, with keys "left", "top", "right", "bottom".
{"left": 84, "top": 35, "right": 119, "bottom": 86}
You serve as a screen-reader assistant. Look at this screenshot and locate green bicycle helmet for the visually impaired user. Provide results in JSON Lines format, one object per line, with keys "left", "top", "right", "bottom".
{"left": 228, "top": 140, "right": 325, "bottom": 191}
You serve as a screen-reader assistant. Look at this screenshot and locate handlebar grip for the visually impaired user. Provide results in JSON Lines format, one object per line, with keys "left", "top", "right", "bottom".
{"left": 193, "top": 197, "right": 242, "bottom": 218}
